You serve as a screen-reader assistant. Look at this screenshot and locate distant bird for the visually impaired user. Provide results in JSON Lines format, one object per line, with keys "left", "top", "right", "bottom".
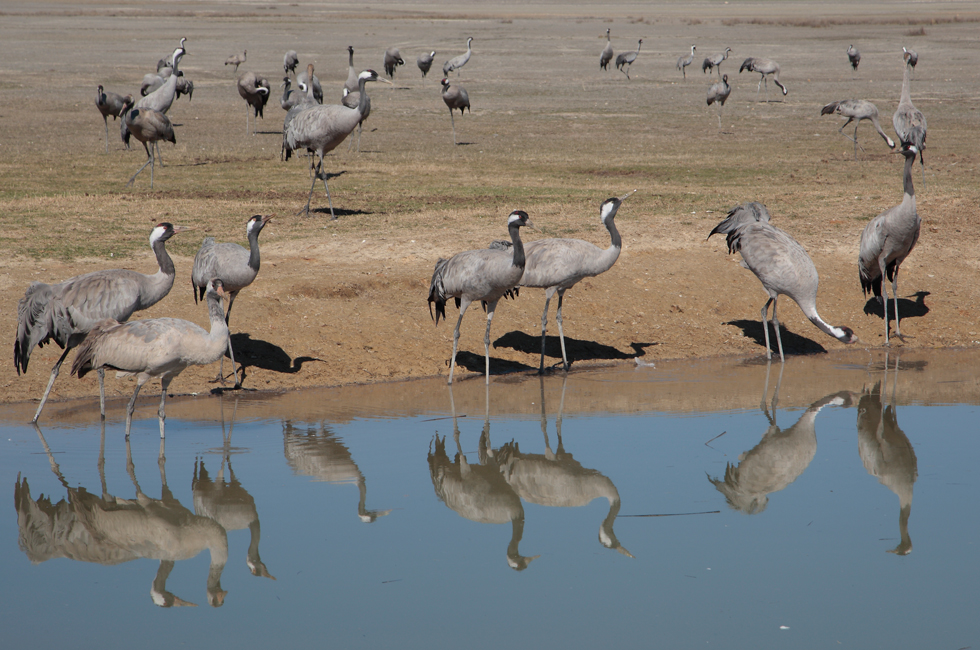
{"left": 702, "top": 47, "right": 731, "bottom": 76}
{"left": 279, "top": 76, "right": 303, "bottom": 111}
{"left": 615, "top": 38, "right": 642, "bottom": 79}
{"left": 342, "top": 54, "right": 387, "bottom": 153}
{"left": 131, "top": 44, "right": 185, "bottom": 163}
{"left": 383, "top": 47, "right": 404, "bottom": 78}
{"left": 15, "top": 222, "right": 189, "bottom": 423}
{"left": 708, "top": 202, "right": 858, "bottom": 361}
{"left": 283, "top": 50, "right": 299, "bottom": 75}
{"left": 95, "top": 85, "right": 131, "bottom": 154}
{"left": 343, "top": 46, "right": 359, "bottom": 97}
{"left": 237, "top": 71, "right": 271, "bottom": 136}
{"left": 122, "top": 102, "right": 176, "bottom": 189}
{"left": 417, "top": 50, "right": 436, "bottom": 80}
{"left": 676, "top": 44, "right": 696, "bottom": 79}
{"left": 706, "top": 74, "right": 731, "bottom": 129}
{"left": 821, "top": 99, "right": 895, "bottom": 160}
{"left": 174, "top": 74, "right": 194, "bottom": 102}
{"left": 281, "top": 64, "right": 320, "bottom": 167}
{"left": 600, "top": 29, "right": 614, "bottom": 71}
{"left": 443, "top": 37, "right": 473, "bottom": 76}
{"left": 520, "top": 192, "right": 634, "bottom": 373}
{"left": 847, "top": 44, "right": 861, "bottom": 71}
{"left": 283, "top": 69, "right": 389, "bottom": 218}
{"left": 225, "top": 50, "right": 246, "bottom": 73}
{"left": 71, "top": 279, "right": 230, "bottom": 438}
{"left": 441, "top": 77, "right": 470, "bottom": 146}
{"left": 893, "top": 54, "right": 927, "bottom": 184}
{"left": 296, "top": 65, "right": 323, "bottom": 104}
{"left": 903, "top": 46, "right": 918, "bottom": 77}
{"left": 858, "top": 144, "right": 920, "bottom": 346}
{"left": 428, "top": 210, "right": 532, "bottom": 384}
{"left": 738, "top": 57, "right": 787, "bottom": 101}
{"left": 191, "top": 214, "right": 273, "bottom": 387}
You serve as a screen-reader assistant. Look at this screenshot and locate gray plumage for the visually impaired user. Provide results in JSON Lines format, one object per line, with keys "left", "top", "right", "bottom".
{"left": 821, "top": 99, "right": 895, "bottom": 160}
{"left": 283, "top": 49, "right": 299, "bottom": 75}
{"left": 281, "top": 64, "right": 319, "bottom": 164}
{"left": 95, "top": 85, "right": 131, "bottom": 154}
{"left": 136, "top": 46, "right": 185, "bottom": 116}
{"left": 225, "top": 49, "right": 246, "bottom": 72}
{"left": 141, "top": 73, "right": 165, "bottom": 97}
{"left": 284, "top": 69, "right": 387, "bottom": 218}
{"left": 427, "top": 210, "right": 532, "bottom": 384}
{"left": 706, "top": 74, "right": 731, "bottom": 129}
{"left": 71, "top": 279, "right": 230, "bottom": 438}
{"left": 443, "top": 37, "right": 473, "bottom": 76}
{"left": 174, "top": 73, "right": 193, "bottom": 102}
{"left": 738, "top": 57, "right": 787, "bottom": 101}
{"left": 383, "top": 47, "right": 404, "bottom": 78}
{"left": 893, "top": 55, "right": 927, "bottom": 184}
{"left": 237, "top": 71, "right": 271, "bottom": 136}
{"left": 702, "top": 47, "right": 731, "bottom": 75}
{"left": 342, "top": 58, "right": 379, "bottom": 153}
{"left": 280, "top": 76, "right": 303, "bottom": 111}
{"left": 296, "top": 65, "right": 323, "bottom": 104}
{"left": 122, "top": 102, "right": 176, "bottom": 189}
{"left": 709, "top": 201, "right": 858, "bottom": 361}
{"left": 858, "top": 144, "right": 920, "bottom": 346}
{"left": 441, "top": 77, "right": 470, "bottom": 146}
{"left": 676, "top": 44, "right": 696, "bottom": 79}
{"left": 520, "top": 192, "right": 633, "bottom": 373}
{"left": 600, "top": 29, "right": 614, "bottom": 71}
{"left": 15, "top": 223, "right": 189, "bottom": 423}
{"left": 903, "top": 46, "right": 918, "bottom": 77}
{"left": 615, "top": 38, "right": 642, "bottom": 79}
{"left": 191, "top": 214, "right": 273, "bottom": 387}
{"left": 417, "top": 50, "right": 436, "bottom": 80}
{"left": 343, "top": 46, "right": 359, "bottom": 96}
{"left": 847, "top": 44, "right": 861, "bottom": 71}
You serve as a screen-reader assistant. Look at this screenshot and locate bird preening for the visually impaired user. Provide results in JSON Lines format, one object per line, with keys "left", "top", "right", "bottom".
{"left": 418, "top": 50, "right": 436, "bottom": 80}
{"left": 847, "top": 44, "right": 861, "bottom": 72}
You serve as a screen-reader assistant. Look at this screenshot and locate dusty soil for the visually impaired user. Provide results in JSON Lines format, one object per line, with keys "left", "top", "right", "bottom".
{"left": 1, "top": 1, "right": 979, "bottom": 413}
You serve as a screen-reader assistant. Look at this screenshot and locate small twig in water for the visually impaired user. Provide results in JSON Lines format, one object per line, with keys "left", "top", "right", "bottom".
{"left": 619, "top": 510, "right": 720, "bottom": 518}
{"left": 704, "top": 430, "right": 727, "bottom": 447}
{"left": 422, "top": 415, "right": 467, "bottom": 422}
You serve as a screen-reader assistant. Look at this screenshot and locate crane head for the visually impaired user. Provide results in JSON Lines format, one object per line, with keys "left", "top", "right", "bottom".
{"left": 507, "top": 210, "right": 532, "bottom": 229}
{"left": 246, "top": 214, "right": 274, "bottom": 234}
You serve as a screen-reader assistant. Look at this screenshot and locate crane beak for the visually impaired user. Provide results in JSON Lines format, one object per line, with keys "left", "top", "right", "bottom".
{"left": 260, "top": 214, "right": 274, "bottom": 225}
{"left": 377, "top": 77, "right": 394, "bottom": 85}
{"left": 171, "top": 225, "right": 195, "bottom": 234}
{"left": 619, "top": 189, "right": 637, "bottom": 202}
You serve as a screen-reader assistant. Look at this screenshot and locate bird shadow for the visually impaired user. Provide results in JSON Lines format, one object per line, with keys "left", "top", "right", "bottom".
{"left": 862, "top": 291, "right": 930, "bottom": 320}
{"left": 228, "top": 333, "right": 321, "bottom": 377}
{"left": 308, "top": 207, "right": 374, "bottom": 217}
{"left": 726, "top": 319, "right": 828, "bottom": 357}
{"left": 453, "top": 351, "right": 536, "bottom": 376}
{"left": 254, "top": 130, "right": 285, "bottom": 135}
{"left": 454, "top": 141, "right": 477, "bottom": 147}
{"left": 492, "top": 331, "right": 658, "bottom": 368}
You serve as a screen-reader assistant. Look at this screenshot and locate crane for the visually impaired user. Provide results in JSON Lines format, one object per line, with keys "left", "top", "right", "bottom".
{"left": 225, "top": 50, "right": 246, "bottom": 73}
{"left": 903, "top": 47, "right": 918, "bottom": 77}
{"left": 615, "top": 39, "right": 642, "bottom": 79}
{"left": 519, "top": 191, "right": 634, "bottom": 373}
{"left": 600, "top": 29, "right": 614, "bottom": 71}
{"left": 893, "top": 54, "right": 927, "bottom": 185}
{"left": 427, "top": 210, "right": 532, "bottom": 384}
{"left": 237, "top": 71, "right": 271, "bottom": 136}
{"left": 847, "top": 44, "right": 861, "bottom": 72}
{"left": 191, "top": 214, "right": 274, "bottom": 387}
{"left": 443, "top": 37, "right": 473, "bottom": 76}
{"left": 858, "top": 144, "right": 921, "bottom": 346}
{"left": 283, "top": 50, "right": 299, "bottom": 75}
{"left": 15, "top": 222, "right": 190, "bottom": 423}
{"left": 706, "top": 74, "right": 731, "bottom": 129}
{"left": 821, "top": 99, "right": 895, "bottom": 160}
{"left": 95, "top": 85, "right": 131, "bottom": 154}
{"left": 122, "top": 101, "right": 176, "bottom": 189}
{"left": 296, "top": 65, "right": 323, "bottom": 104}
{"left": 131, "top": 43, "right": 186, "bottom": 165}
{"left": 71, "top": 279, "right": 230, "bottom": 438}
{"left": 702, "top": 47, "right": 731, "bottom": 76}
{"left": 417, "top": 50, "right": 436, "bottom": 80}
{"left": 283, "top": 69, "right": 389, "bottom": 218}
{"left": 738, "top": 57, "right": 788, "bottom": 101}
{"left": 708, "top": 201, "right": 858, "bottom": 361}
{"left": 343, "top": 46, "right": 359, "bottom": 97}
{"left": 441, "top": 77, "right": 470, "bottom": 146}
{"left": 383, "top": 47, "right": 404, "bottom": 78}
{"left": 676, "top": 44, "right": 696, "bottom": 79}
{"left": 342, "top": 54, "right": 388, "bottom": 153}
{"left": 279, "top": 76, "right": 303, "bottom": 111}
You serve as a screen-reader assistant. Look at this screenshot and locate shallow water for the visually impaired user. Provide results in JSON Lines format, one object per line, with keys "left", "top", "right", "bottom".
{"left": 2, "top": 350, "right": 978, "bottom": 649}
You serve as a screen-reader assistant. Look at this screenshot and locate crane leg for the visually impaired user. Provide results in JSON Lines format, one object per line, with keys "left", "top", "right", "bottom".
{"left": 127, "top": 144, "right": 154, "bottom": 188}
{"left": 103, "top": 117, "right": 109, "bottom": 154}
{"left": 320, "top": 167, "right": 337, "bottom": 220}
{"left": 756, "top": 78, "right": 762, "bottom": 102}
{"left": 448, "top": 300, "right": 470, "bottom": 384}
{"left": 555, "top": 291, "right": 569, "bottom": 371}
{"left": 450, "top": 110, "right": 457, "bottom": 146}
{"left": 760, "top": 297, "right": 774, "bottom": 361}
{"left": 98, "top": 368, "right": 106, "bottom": 420}
{"left": 125, "top": 378, "right": 147, "bottom": 438}
{"left": 357, "top": 122, "right": 363, "bottom": 153}
{"left": 158, "top": 376, "right": 173, "bottom": 438}
{"left": 538, "top": 292, "right": 553, "bottom": 374}
{"left": 32, "top": 347, "right": 72, "bottom": 423}
{"left": 483, "top": 301, "right": 499, "bottom": 385}
{"left": 891, "top": 272, "right": 906, "bottom": 342}
{"left": 879, "top": 259, "right": 891, "bottom": 346}
{"left": 770, "top": 296, "right": 785, "bottom": 362}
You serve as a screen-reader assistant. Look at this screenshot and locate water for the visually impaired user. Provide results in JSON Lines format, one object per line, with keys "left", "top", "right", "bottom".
{"left": 2, "top": 350, "right": 978, "bottom": 649}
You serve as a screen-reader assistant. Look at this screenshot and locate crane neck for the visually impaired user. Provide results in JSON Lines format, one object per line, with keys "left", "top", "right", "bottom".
{"left": 356, "top": 76, "right": 371, "bottom": 116}
{"left": 152, "top": 236, "right": 176, "bottom": 278}
{"left": 207, "top": 289, "right": 229, "bottom": 333}
{"left": 508, "top": 222, "right": 527, "bottom": 270}
{"left": 899, "top": 63, "right": 911, "bottom": 104}
{"left": 247, "top": 227, "right": 262, "bottom": 272}
{"left": 902, "top": 151, "right": 916, "bottom": 199}
{"left": 605, "top": 215, "right": 622, "bottom": 250}
{"left": 806, "top": 311, "right": 851, "bottom": 343}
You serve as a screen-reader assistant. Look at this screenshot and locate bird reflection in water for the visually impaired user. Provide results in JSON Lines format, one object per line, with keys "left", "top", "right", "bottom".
{"left": 708, "top": 363, "right": 854, "bottom": 514}
{"left": 495, "top": 377, "right": 633, "bottom": 558}
{"left": 16, "top": 424, "right": 230, "bottom": 607}
{"left": 193, "top": 399, "right": 275, "bottom": 579}
{"left": 283, "top": 421, "right": 391, "bottom": 523}
{"left": 857, "top": 354, "right": 917, "bottom": 555}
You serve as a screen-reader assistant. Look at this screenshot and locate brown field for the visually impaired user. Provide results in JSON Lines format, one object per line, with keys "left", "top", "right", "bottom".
{"left": 2, "top": 0, "right": 979, "bottom": 413}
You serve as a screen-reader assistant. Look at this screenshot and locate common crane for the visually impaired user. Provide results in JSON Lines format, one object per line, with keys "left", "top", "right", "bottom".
{"left": 738, "top": 57, "right": 788, "bottom": 101}
{"left": 600, "top": 29, "right": 614, "bottom": 71}
{"left": 383, "top": 47, "right": 404, "bottom": 78}
{"left": 820, "top": 99, "right": 895, "bottom": 160}
{"left": 706, "top": 74, "right": 731, "bottom": 129}
{"left": 443, "top": 37, "right": 473, "bottom": 76}
{"left": 903, "top": 47, "right": 918, "bottom": 77}
{"left": 96, "top": 85, "right": 131, "bottom": 154}
{"left": 441, "top": 77, "right": 470, "bottom": 146}
{"left": 122, "top": 101, "right": 176, "bottom": 189}
{"left": 615, "top": 39, "right": 642, "bottom": 79}
{"left": 676, "top": 45, "right": 696, "bottom": 79}
{"left": 847, "top": 44, "right": 861, "bottom": 72}
{"left": 417, "top": 50, "right": 436, "bottom": 80}
{"left": 237, "top": 71, "right": 271, "bottom": 136}
{"left": 225, "top": 50, "right": 246, "bottom": 73}
{"left": 283, "top": 50, "right": 299, "bottom": 75}
{"left": 893, "top": 54, "right": 927, "bottom": 184}
{"left": 702, "top": 47, "right": 731, "bottom": 76}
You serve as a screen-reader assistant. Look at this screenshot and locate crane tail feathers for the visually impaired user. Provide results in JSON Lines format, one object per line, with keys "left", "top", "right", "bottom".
{"left": 820, "top": 102, "right": 839, "bottom": 116}
{"left": 69, "top": 319, "right": 120, "bottom": 379}
{"left": 14, "top": 283, "right": 71, "bottom": 375}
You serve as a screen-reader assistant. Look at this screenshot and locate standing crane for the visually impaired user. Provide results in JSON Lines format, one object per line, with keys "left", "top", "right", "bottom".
{"left": 95, "top": 85, "right": 131, "bottom": 154}
{"left": 441, "top": 77, "right": 470, "bottom": 146}
{"left": 280, "top": 76, "right": 303, "bottom": 111}
{"left": 519, "top": 192, "right": 634, "bottom": 373}
{"left": 71, "top": 279, "right": 230, "bottom": 438}
{"left": 893, "top": 54, "right": 927, "bottom": 185}
{"left": 383, "top": 47, "right": 404, "bottom": 78}
{"left": 131, "top": 43, "right": 186, "bottom": 165}
{"left": 427, "top": 210, "right": 532, "bottom": 384}
{"left": 281, "top": 64, "right": 319, "bottom": 170}
{"left": 847, "top": 44, "right": 861, "bottom": 72}
{"left": 225, "top": 50, "right": 246, "bottom": 73}
{"left": 821, "top": 99, "right": 895, "bottom": 160}
{"left": 676, "top": 44, "right": 696, "bottom": 79}
{"left": 702, "top": 47, "right": 731, "bottom": 76}
{"left": 738, "top": 57, "right": 788, "bottom": 101}
{"left": 283, "top": 69, "right": 389, "bottom": 218}
{"left": 342, "top": 53, "right": 388, "bottom": 152}
{"left": 237, "top": 72, "right": 271, "bottom": 136}
{"left": 615, "top": 39, "right": 642, "bottom": 79}
{"left": 903, "top": 47, "right": 918, "bottom": 77}
{"left": 191, "top": 214, "right": 274, "bottom": 387}
{"left": 283, "top": 50, "right": 299, "bottom": 75}
{"left": 443, "top": 37, "right": 473, "bottom": 76}
{"left": 296, "top": 65, "right": 323, "bottom": 104}
{"left": 122, "top": 101, "right": 176, "bottom": 189}
{"left": 417, "top": 50, "right": 436, "bottom": 80}
{"left": 706, "top": 74, "right": 731, "bottom": 129}
{"left": 708, "top": 202, "right": 858, "bottom": 361}
{"left": 858, "top": 144, "right": 921, "bottom": 346}
{"left": 600, "top": 29, "right": 614, "bottom": 71}
{"left": 15, "top": 222, "right": 190, "bottom": 423}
